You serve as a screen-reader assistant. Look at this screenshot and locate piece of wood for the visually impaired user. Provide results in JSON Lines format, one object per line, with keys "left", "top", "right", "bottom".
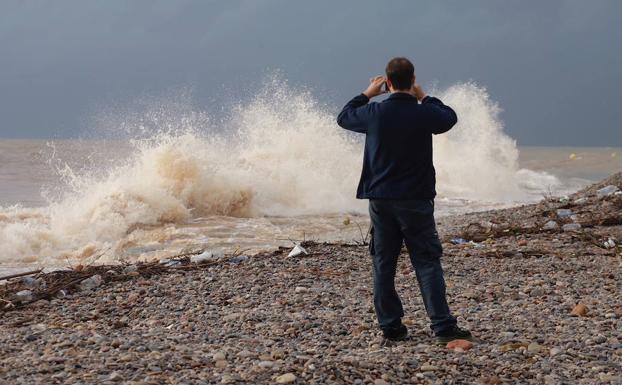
{"left": 0, "top": 269, "right": 42, "bottom": 282}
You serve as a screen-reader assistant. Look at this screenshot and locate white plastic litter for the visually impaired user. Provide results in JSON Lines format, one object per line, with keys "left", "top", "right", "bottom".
{"left": 596, "top": 185, "right": 620, "bottom": 198}
{"left": 288, "top": 244, "right": 308, "bottom": 258}
{"left": 191, "top": 250, "right": 223, "bottom": 263}
{"left": 604, "top": 238, "right": 616, "bottom": 249}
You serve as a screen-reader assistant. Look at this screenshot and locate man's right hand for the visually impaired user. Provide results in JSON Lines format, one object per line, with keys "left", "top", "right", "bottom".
{"left": 363, "top": 76, "right": 387, "bottom": 99}
{"left": 411, "top": 83, "right": 427, "bottom": 101}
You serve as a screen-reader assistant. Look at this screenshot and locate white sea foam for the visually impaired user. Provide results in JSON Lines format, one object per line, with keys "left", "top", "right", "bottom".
{"left": 0, "top": 79, "right": 563, "bottom": 264}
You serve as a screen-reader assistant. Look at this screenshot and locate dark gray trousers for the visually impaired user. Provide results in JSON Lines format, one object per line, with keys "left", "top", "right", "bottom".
{"left": 368, "top": 199, "right": 457, "bottom": 334}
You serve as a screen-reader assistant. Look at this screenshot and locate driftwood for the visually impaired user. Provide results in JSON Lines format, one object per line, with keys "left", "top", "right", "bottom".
{"left": 0, "top": 269, "right": 43, "bottom": 282}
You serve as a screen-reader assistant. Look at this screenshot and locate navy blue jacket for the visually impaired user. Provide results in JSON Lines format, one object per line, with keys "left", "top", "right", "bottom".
{"left": 337, "top": 92, "right": 457, "bottom": 200}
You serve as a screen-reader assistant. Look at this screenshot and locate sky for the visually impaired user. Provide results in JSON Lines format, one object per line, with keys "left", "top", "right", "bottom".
{"left": 0, "top": 0, "right": 621, "bottom": 146}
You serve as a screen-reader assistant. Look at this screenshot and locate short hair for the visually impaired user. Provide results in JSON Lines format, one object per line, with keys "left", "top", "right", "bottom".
{"left": 385, "top": 57, "right": 414, "bottom": 90}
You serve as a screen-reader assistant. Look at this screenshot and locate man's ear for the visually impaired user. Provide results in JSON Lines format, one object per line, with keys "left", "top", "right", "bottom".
{"left": 386, "top": 79, "right": 393, "bottom": 92}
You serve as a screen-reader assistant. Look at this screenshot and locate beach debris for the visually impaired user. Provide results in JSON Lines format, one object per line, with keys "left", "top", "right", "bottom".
{"left": 19, "top": 277, "right": 40, "bottom": 289}
{"left": 159, "top": 258, "right": 181, "bottom": 267}
{"left": 556, "top": 209, "right": 573, "bottom": 218}
{"left": 228, "top": 255, "right": 249, "bottom": 264}
{"left": 12, "top": 290, "right": 33, "bottom": 303}
{"left": 558, "top": 195, "right": 569, "bottom": 204}
{"left": 276, "top": 373, "right": 297, "bottom": 383}
{"left": 191, "top": 250, "right": 224, "bottom": 263}
{"left": 343, "top": 217, "right": 351, "bottom": 225}
{"left": 571, "top": 303, "right": 588, "bottom": 317}
{"left": 0, "top": 269, "right": 43, "bottom": 282}
{"left": 122, "top": 265, "right": 138, "bottom": 274}
{"left": 450, "top": 238, "right": 468, "bottom": 245}
{"left": 603, "top": 238, "right": 616, "bottom": 249}
{"left": 447, "top": 339, "right": 473, "bottom": 351}
{"left": 288, "top": 243, "right": 308, "bottom": 257}
{"left": 573, "top": 197, "right": 588, "bottom": 205}
{"left": 597, "top": 185, "right": 620, "bottom": 198}
{"left": 79, "top": 275, "right": 102, "bottom": 291}
{"left": 562, "top": 223, "right": 581, "bottom": 232}
{"left": 190, "top": 251, "right": 215, "bottom": 263}
{"left": 542, "top": 220, "right": 559, "bottom": 231}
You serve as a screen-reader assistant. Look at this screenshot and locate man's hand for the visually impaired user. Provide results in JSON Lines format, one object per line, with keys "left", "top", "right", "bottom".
{"left": 411, "top": 83, "right": 427, "bottom": 101}
{"left": 363, "top": 76, "right": 387, "bottom": 99}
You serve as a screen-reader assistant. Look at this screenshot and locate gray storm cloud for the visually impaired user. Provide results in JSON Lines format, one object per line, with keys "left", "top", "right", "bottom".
{"left": 0, "top": 0, "right": 620, "bottom": 145}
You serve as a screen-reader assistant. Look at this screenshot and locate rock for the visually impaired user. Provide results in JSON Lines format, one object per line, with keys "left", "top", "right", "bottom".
{"left": 517, "top": 239, "right": 528, "bottom": 246}
{"left": 374, "top": 380, "right": 389, "bottom": 385}
{"left": 122, "top": 265, "right": 138, "bottom": 273}
{"left": 294, "top": 286, "right": 308, "bottom": 293}
{"left": 543, "top": 220, "right": 559, "bottom": 230}
{"left": 215, "top": 360, "right": 227, "bottom": 368}
{"left": 597, "top": 185, "right": 620, "bottom": 198}
{"left": 228, "top": 255, "right": 249, "bottom": 264}
{"left": 571, "top": 303, "right": 588, "bottom": 316}
{"left": 19, "top": 276, "right": 39, "bottom": 288}
{"left": 556, "top": 209, "right": 573, "bottom": 218}
{"left": 236, "top": 350, "right": 255, "bottom": 358}
{"left": 562, "top": 223, "right": 581, "bottom": 232}
{"left": 12, "top": 290, "right": 33, "bottom": 303}
{"left": 530, "top": 288, "right": 545, "bottom": 297}
{"left": 79, "top": 275, "right": 103, "bottom": 290}
{"left": 108, "top": 371, "right": 124, "bottom": 382}
{"left": 549, "top": 348, "right": 562, "bottom": 357}
{"left": 481, "top": 376, "right": 502, "bottom": 385}
{"left": 447, "top": 339, "right": 473, "bottom": 351}
{"left": 258, "top": 360, "right": 274, "bottom": 368}
{"left": 287, "top": 244, "right": 308, "bottom": 258}
{"left": 527, "top": 343, "right": 546, "bottom": 354}
{"left": 212, "top": 352, "right": 226, "bottom": 361}
{"left": 276, "top": 373, "right": 296, "bottom": 383}
{"left": 420, "top": 365, "right": 438, "bottom": 371}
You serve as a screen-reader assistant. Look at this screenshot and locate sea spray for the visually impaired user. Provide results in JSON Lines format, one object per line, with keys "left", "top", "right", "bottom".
{"left": 0, "top": 80, "right": 560, "bottom": 264}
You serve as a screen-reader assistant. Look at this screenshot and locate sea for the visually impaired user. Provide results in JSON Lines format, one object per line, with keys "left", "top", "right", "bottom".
{"left": 1, "top": 82, "right": 620, "bottom": 274}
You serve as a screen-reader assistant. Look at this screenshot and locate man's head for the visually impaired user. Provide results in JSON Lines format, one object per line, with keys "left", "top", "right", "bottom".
{"left": 385, "top": 57, "right": 415, "bottom": 92}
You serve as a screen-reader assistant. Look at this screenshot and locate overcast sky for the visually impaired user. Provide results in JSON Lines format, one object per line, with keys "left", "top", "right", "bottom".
{"left": 1, "top": 1, "right": 621, "bottom": 145}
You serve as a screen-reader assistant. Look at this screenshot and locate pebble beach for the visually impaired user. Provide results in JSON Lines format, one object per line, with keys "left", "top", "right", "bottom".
{"left": 1, "top": 174, "right": 622, "bottom": 384}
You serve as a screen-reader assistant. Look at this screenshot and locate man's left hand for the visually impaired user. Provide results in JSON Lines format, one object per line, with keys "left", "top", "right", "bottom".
{"left": 363, "top": 76, "right": 387, "bottom": 99}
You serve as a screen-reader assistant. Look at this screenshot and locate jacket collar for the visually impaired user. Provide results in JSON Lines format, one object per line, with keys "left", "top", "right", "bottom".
{"left": 387, "top": 92, "right": 417, "bottom": 101}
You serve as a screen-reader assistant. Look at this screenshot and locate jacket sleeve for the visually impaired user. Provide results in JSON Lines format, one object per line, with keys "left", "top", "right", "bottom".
{"left": 420, "top": 96, "right": 458, "bottom": 134}
{"left": 337, "top": 93, "right": 373, "bottom": 133}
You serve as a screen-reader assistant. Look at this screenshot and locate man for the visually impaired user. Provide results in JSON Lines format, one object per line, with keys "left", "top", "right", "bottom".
{"left": 337, "top": 57, "right": 472, "bottom": 344}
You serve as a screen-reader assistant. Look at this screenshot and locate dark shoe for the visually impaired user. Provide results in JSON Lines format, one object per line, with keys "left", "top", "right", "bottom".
{"left": 382, "top": 323, "right": 408, "bottom": 341}
{"left": 435, "top": 326, "right": 472, "bottom": 345}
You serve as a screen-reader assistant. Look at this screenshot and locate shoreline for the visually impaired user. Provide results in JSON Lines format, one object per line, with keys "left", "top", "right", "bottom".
{"left": 1, "top": 173, "right": 621, "bottom": 384}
